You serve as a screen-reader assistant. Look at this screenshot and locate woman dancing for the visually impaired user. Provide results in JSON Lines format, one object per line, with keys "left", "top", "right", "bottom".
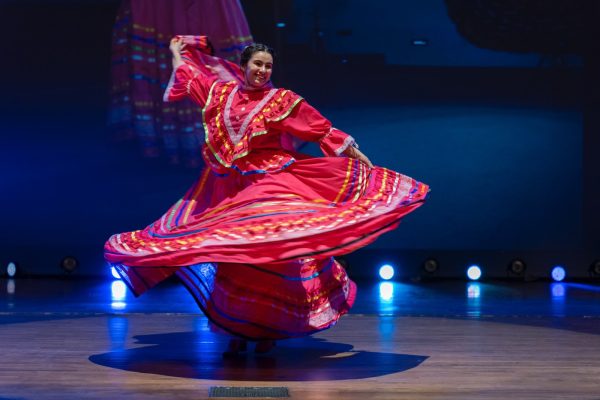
{"left": 105, "top": 36, "right": 429, "bottom": 355}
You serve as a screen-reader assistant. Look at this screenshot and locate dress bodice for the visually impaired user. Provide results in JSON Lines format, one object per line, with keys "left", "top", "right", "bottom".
{"left": 162, "top": 36, "right": 357, "bottom": 175}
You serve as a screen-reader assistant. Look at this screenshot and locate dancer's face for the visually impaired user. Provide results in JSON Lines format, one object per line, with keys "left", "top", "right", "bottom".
{"left": 243, "top": 51, "right": 273, "bottom": 88}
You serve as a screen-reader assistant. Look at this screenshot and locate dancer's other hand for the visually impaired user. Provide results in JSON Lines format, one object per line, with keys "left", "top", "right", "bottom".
{"left": 344, "top": 145, "right": 373, "bottom": 168}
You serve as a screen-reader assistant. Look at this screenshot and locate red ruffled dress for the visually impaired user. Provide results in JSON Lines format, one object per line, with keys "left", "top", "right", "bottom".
{"left": 104, "top": 36, "right": 429, "bottom": 340}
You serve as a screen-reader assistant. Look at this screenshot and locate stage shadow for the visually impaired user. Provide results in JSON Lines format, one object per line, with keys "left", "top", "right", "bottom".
{"left": 89, "top": 331, "right": 428, "bottom": 381}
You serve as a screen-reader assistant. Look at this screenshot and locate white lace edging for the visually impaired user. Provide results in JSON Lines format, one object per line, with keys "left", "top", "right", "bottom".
{"left": 334, "top": 132, "right": 357, "bottom": 156}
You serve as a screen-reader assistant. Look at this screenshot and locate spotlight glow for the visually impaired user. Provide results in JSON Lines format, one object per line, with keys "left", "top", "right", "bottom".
{"left": 111, "top": 280, "right": 127, "bottom": 301}
{"left": 551, "top": 266, "right": 566, "bottom": 282}
{"left": 379, "top": 281, "right": 394, "bottom": 301}
{"left": 467, "top": 265, "right": 482, "bottom": 281}
{"left": 467, "top": 282, "right": 481, "bottom": 298}
{"left": 378, "top": 264, "right": 395, "bottom": 280}
{"left": 7, "top": 262, "right": 17, "bottom": 278}
{"left": 111, "top": 278, "right": 127, "bottom": 309}
{"left": 111, "top": 266, "right": 122, "bottom": 280}
{"left": 111, "top": 301, "right": 126, "bottom": 310}
{"left": 551, "top": 283, "right": 565, "bottom": 297}
{"left": 6, "top": 279, "right": 15, "bottom": 295}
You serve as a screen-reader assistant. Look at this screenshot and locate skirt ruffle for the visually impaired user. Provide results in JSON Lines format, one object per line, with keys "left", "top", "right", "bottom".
{"left": 111, "top": 257, "right": 356, "bottom": 340}
{"left": 105, "top": 157, "right": 429, "bottom": 267}
{"left": 106, "top": 156, "right": 428, "bottom": 339}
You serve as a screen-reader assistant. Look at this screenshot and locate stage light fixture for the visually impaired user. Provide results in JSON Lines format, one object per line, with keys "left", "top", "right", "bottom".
{"left": 60, "top": 256, "right": 79, "bottom": 274}
{"left": 378, "top": 264, "right": 395, "bottom": 280}
{"left": 422, "top": 258, "right": 439, "bottom": 274}
{"left": 507, "top": 258, "right": 527, "bottom": 276}
{"left": 589, "top": 260, "right": 600, "bottom": 278}
{"left": 551, "top": 266, "right": 566, "bottom": 282}
{"left": 6, "top": 261, "right": 18, "bottom": 278}
{"left": 467, "top": 265, "right": 482, "bottom": 281}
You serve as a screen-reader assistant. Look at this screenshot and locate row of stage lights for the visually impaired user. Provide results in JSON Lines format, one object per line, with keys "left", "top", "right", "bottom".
{"left": 3, "top": 259, "right": 125, "bottom": 280}
{"left": 3, "top": 260, "right": 128, "bottom": 310}
{"left": 2, "top": 259, "right": 600, "bottom": 282}
{"left": 377, "top": 259, "right": 600, "bottom": 282}
{"left": 4, "top": 257, "right": 79, "bottom": 278}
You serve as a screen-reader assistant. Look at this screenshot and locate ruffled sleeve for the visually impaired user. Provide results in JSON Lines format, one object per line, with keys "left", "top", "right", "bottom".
{"left": 268, "top": 99, "right": 357, "bottom": 157}
{"left": 163, "top": 35, "right": 238, "bottom": 105}
{"left": 163, "top": 63, "right": 215, "bottom": 105}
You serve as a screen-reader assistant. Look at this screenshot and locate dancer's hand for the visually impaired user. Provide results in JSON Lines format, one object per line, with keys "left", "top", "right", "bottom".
{"left": 344, "top": 145, "right": 373, "bottom": 168}
{"left": 169, "top": 37, "right": 186, "bottom": 69}
{"left": 169, "top": 37, "right": 185, "bottom": 55}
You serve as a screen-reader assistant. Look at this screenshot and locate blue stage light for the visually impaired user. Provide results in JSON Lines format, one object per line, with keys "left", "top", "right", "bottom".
{"left": 6, "top": 262, "right": 17, "bottom": 278}
{"left": 379, "top": 281, "right": 394, "bottom": 301}
{"left": 111, "top": 266, "right": 122, "bottom": 280}
{"left": 467, "top": 265, "right": 482, "bottom": 281}
{"left": 111, "top": 302, "right": 126, "bottom": 310}
{"left": 111, "top": 281, "right": 127, "bottom": 301}
{"left": 111, "top": 280, "right": 127, "bottom": 311}
{"left": 276, "top": 22, "right": 286, "bottom": 28}
{"left": 551, "top": 266, "right": 566, "bottom": 282}
{"left": 378, "top": 264, "right": 395, "bottom": 280}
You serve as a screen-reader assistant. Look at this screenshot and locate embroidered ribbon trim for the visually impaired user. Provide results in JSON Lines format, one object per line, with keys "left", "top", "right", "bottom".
{"left": 269, "top": 95, "right": 303, "bottom": 122}
{"left": 223, "top": 86, "right": 278, "bottom": 145}
{"left": 202, "top": 80, "right": 229, "bottom": 168}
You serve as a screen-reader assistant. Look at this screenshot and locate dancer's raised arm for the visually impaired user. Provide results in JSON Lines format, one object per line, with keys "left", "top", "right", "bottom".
{"left": 163, "top": 36, "right": 223, "bottom": 105}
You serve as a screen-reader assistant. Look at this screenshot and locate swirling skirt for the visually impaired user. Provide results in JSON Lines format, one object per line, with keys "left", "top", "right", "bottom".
{"left": 105, "top": 156, "right": 429, "bottom": 339}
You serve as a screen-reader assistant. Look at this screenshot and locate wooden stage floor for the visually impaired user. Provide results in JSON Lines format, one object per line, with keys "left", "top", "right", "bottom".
{"left": 1, "top": 279, "right": 599, "bottom": 399}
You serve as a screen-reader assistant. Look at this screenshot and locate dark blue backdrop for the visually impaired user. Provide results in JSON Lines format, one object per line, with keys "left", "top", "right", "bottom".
{"left": 0, "top": 1, "right": 594, "bottom": 278}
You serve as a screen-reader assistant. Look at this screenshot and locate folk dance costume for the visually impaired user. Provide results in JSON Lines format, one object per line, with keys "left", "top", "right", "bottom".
{"left": 105, "top": 36, "right": 429, "bottom": 340}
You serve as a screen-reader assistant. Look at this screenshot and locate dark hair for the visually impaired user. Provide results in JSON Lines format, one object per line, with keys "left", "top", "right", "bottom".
{"left": 240, "top": 43, "right": 275, "bottom": 67}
